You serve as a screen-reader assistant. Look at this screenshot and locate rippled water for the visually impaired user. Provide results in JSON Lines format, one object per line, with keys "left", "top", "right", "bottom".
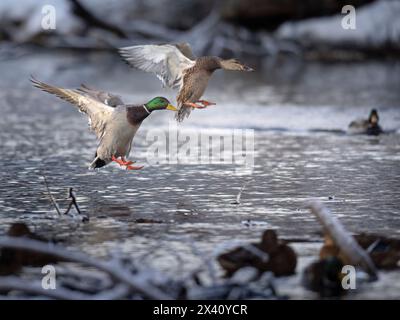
{"left": 1, "top": 47, "right": 400, "bottom": 298}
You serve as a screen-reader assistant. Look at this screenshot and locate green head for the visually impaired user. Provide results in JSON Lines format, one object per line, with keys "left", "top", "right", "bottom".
{"left": 145, "top": 97, "right": 177, "bottom": 112}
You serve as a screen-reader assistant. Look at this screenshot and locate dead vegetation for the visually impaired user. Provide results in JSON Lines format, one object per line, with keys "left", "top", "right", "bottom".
{"left": 0, "top": 201, "right": 399, "bottom": 299}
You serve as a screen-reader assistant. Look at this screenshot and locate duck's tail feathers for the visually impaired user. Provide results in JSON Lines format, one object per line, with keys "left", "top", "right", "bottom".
{"left": 89, "top": 155, "right": 107, "bottom": 169}
{"left": 175, "top": 105, "right": 192, "bottom": 122}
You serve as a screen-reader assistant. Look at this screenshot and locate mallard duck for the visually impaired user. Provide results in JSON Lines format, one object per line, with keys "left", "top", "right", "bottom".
{"left": 348, "top": 109, "right": 383, "bottom": 135}
{"left": 217, "top": 230, "right": 297, "bottom": 277}
{"left": 0, "top": 223, "right": 59, "bottom": 275}
{"left": 118, "top": 43, "right": 254, "bottom": 122}
{"left": 31, "top": 77, "right": 177, "bottom": 170}
{"left": 302, "top": 256, "right": 346, "bottom": 298}
{"left": 321, "top": 232, "right": 400, "bottom": 270}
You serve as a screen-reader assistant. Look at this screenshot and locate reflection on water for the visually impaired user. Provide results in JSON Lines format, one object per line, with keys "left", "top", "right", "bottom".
{"left": 0, "top": 48, "right": 400, "bottom": 297}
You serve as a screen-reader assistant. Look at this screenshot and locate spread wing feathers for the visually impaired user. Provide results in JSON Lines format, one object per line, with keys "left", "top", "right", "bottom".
{"left": 174, "top": 42, "right": 196, "bottom": 60}
{"left": 119, "top": 44, "right": 195, "bottom": 89}
{"left": 77, "top": 84, "right": 124, "bottom": 107}
{"left": 31, "top": 77, "right": 114, "bottom": 139}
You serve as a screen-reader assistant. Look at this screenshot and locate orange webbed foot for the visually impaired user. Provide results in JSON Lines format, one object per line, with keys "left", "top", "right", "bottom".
{"left": 184, "top": 102, "right": 206, "bottom": 109}
{"left": 112, "top": 156, "right": 138, "bottom": 169}
{"left": 121, "top": 157, "right": 134, "bottom": 166}
{"left": 112, "top": 155, "right": 124, "bottom": 166}
{"left": 126, "top": 165, "right": 144, "bottom": 170}
{"left": 198, "top": 100, "right": 216, "bottom": 107}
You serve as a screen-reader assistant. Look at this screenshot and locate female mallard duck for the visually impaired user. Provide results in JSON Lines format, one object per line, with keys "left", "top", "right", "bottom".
{"left": 119, "top": 43, "right": 253, "bottom": 122}
{"left": 348, "top": 109, "right": 383, "bottom": 135}
{"left": 217, "top": 230, "right": 297, "bottom": 277}
{"left": 31, "top": 77, "right": 177, "bottom": 170}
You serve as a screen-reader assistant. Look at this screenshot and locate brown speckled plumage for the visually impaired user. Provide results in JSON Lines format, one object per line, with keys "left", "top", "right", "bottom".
{"left": 119, "top": 43, "right": 253, "bottom": 122}
{"left": 177, "top": 56, "right": 221, "bottom": 120}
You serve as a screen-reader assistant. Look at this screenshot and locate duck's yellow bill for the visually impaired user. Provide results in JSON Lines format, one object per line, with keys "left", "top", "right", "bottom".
{"left": 166, "top": 104, "right": 178, "bottom": 111}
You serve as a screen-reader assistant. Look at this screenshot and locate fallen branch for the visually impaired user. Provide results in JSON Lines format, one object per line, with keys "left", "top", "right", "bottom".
{"left": 0, "top": 237, "right": 171, "bottom": 299}
{"left": 0, "top": 276, "right": 90, "bottom": 300}
{"left": 309, "top": 201, "right": 378, "bottom": 280}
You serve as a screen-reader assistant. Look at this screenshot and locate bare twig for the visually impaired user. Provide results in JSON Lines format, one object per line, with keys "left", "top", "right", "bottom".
{"left": 64, "top": 188, "right": 88, "bottom": 222}
{"left": 42, "top": 176, "right": 62, "bottom": 216}
{"left": 68, "top": 188, "right": 81, "bottom": 215}
{"left": 231, "top": 179, "right": 253, "bottom": 205}
{"left": 42, "top": 176, "right": 87, "bottom": 221}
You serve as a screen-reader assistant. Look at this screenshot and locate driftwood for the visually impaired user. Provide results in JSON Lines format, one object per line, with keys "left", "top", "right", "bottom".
{"left": 0, "top": 235, "right": 279, "bottom": 300}
{"left": 0, "top": 237, "right": 171, "bottom": 299}
{"left": 309, "top": 201, "right": 378, "bottom": 280}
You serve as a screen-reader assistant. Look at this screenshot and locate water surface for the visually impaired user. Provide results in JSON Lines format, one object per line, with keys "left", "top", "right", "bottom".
{"left": 0, "top": 48, "right": 399, "bottom": 298}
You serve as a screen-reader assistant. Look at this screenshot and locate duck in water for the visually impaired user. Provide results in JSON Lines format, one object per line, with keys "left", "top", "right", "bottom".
{"left": 348, "top": 109, "right": 383, "bottom": 135}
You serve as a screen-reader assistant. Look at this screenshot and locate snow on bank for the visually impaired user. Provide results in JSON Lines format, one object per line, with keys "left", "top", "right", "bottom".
{"left": 277, "top": 0, "right": 400, "bottom": 50}
{"left": 0, "top": 0, "right": 82, "bottom": 42}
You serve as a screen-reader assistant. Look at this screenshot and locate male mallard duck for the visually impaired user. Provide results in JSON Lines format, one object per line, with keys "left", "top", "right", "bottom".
{"left": 31, "top": 77, "right": 177, "bottom": 170}
{"left": 348, "top": 109, "right": 383, "bottom": 135}
{"left": 118, "top": 43, "right": 254, "bottom": 122}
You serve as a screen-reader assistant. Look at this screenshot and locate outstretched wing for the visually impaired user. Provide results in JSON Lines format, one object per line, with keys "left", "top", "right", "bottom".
{"left": 31, "top": 77, "right": 114, "bottom": 139}
{"left": 77, "top": 84, "right": 124, "bottom": 107}
{"left": 174, "top": 42, "right": 196, "bottom": 60}
{"left": 119, "top": 43, "right": 195, "bottom": 89}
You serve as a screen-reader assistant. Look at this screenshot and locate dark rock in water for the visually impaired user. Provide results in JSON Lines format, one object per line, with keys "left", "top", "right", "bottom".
{"left": 217, "top": 229, "right": 297, "bottom": 277}
{"left": 0, "top": 223, "right": 61, "bottom": 275}
{"left": 134, "top": 218, "right": 163, "bottom": 224}
{"left": 302, "top": 256, "right": 346, "bottom": 298}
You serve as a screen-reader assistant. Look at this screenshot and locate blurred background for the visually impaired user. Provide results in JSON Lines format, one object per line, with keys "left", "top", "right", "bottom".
{"left": 1, "top": 0, "right": 399, "bottom": 129}
{"left": 0, "top": 0, "right": 400, "bottom": 299}
{"left": 1, "top": 0, "right": 399, "bottom": 57}
{"left": 1, "top": 0, "right": 400, "bottom": 125}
